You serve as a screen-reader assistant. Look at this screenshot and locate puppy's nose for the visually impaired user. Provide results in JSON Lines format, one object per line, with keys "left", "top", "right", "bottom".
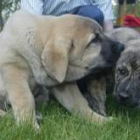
{"left": 113, "top": 42, "right": 125, "bottom": 53}
{"left": 119, "top": 92, "right": 130, "bottom": 101}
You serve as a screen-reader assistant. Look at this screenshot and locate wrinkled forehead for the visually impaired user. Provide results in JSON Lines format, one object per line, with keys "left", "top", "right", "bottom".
{"left": 55, "top": 15, "right": 103, "bottom": 41}
{"left": 75, "top": 16, "right": 103, "bottom": 33}
{"left": 117, "top": 49, "right": 140, "bottom": 69}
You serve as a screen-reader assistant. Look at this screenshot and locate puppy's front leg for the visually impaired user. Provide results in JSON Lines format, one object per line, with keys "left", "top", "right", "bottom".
{"left": 52, "top": 83, "right": 109, "bottom": 123}
{"left": 24, "top": 52, "right": 58, "bottom": 86}
{"left": 24, "top": 50, "right": 47, "bottom": 85}
{"left": 87, "top": 77, "right": 107, "bottom": 116}
{"left": 1, "top": 65, "right": 39, "bottom": 129}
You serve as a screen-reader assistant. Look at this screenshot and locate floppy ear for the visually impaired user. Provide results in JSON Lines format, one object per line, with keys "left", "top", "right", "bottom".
{"left": 41, "top": 39, "right": 71, "bottom": 83}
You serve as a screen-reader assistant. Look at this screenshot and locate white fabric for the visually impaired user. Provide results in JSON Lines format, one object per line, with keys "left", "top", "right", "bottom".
{"left": 21, "top": 0, "right": 114, "bottom": 20}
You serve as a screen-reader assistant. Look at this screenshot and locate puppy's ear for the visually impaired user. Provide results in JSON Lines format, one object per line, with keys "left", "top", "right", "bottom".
{"left": 41, "top": 39, "right": 71, "bottom": 83}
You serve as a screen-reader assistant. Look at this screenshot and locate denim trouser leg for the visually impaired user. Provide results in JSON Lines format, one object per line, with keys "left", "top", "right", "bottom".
{"left": 71, "top": 5, "right": 104, "bottom": 26}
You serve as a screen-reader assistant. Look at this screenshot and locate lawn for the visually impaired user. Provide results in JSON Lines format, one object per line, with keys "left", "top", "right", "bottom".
{"left": 0, "top": 95, "right": 140, "bottom": 140}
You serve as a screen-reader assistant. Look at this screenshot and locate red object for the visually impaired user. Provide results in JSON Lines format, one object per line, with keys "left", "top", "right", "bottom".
{"left": 125, "top": 14, "right": 140, "bottom": 27}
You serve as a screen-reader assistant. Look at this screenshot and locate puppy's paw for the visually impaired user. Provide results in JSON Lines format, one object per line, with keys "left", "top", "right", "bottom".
{"left": 33, "top": 122, "right": 40, "bottom": 132}
{"left": 93, "top": 115, "right": 113, "bottom": 124}
{"left": 100, "top": 116, "right": 114, "bottom": 123}
{"left": 36, "top": 111, "right": 43, "bottom": 123}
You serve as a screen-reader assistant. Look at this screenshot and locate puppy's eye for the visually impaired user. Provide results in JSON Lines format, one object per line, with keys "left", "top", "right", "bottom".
{"left": 118, "top": 68, "right": 128, "bottom": 75}
{"left": 92, "top": 34, "right": 100, "bottom": 43}
{"left": 87, "top": 34, "right": 100, "bottom": 48}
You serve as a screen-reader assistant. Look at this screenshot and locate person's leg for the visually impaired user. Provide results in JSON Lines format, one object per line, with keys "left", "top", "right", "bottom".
{"left": 71, "top": 5, "right": 104, "bottom": 26}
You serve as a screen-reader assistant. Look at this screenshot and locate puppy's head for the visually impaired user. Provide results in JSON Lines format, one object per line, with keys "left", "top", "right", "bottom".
{"left": 106, "top": 27, "right": 140, "bottom": 45}
{"left": 114, "top": 40, "right": 140, "bottom": 107}
{"left": 41, "top": 15, "right": 124, "bottom": 83}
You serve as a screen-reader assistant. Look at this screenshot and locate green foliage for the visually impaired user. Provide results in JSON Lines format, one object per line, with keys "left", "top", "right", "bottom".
{"left": 0, "top": 0, "right": 20, "bottom": 30}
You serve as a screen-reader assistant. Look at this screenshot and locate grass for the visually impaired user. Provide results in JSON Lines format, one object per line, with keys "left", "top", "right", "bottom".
{"left": 0, "top": 95, "right": 140, "bottom": 140}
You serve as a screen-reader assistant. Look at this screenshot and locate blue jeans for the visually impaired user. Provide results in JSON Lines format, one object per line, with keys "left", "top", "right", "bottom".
{"left": 70, "top": 5, "right": 104, "bottom": 26}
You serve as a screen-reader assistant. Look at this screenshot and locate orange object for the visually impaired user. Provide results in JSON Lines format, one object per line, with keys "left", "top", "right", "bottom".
{"left": 117, "top": 0, "right": 138, "bottom": 27}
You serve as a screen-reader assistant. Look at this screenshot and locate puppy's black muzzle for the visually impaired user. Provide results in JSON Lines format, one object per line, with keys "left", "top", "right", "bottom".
{"left": 112, "top": 41, "right": 125, "bottom": 53}
{"left": 89, "top": 40, "right": 124, "bottom": 74}
{"left": 101, "top": 40, "right": 124, "bottom": 64}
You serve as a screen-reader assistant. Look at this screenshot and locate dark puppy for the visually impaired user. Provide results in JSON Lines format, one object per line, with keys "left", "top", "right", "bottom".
{"left": 114, "top": 39, "right": 140, "bottom": 107}
{"left": 78, "top": 27, "right": 140, "bottom": 115}
{"left": 107, "top": 27, "right": 140, "bottom": 107}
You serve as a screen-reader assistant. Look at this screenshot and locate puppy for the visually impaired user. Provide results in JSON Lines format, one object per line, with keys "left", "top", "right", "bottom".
{"left": 81, "top": 27, "right": 140, "bottom": 116}
{"left": 0, "top": 10, "right": 124, "bottom": 128}
{"left": 112, "top": 29, "right": 140, "bottom": 107}
{"left": 106, "top": 28, "right": 140, "bottom": 107}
